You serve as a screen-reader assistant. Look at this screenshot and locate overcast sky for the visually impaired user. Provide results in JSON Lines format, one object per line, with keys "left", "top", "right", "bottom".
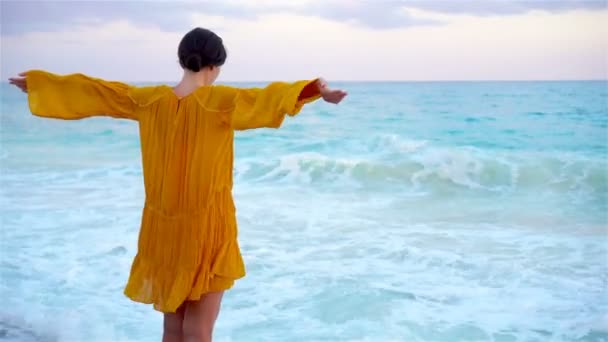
{"left": 1, "top": 0, "right": 607, "bottom": 82}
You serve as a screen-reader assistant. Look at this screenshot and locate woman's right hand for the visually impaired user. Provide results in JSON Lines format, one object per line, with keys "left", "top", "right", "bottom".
{"left": 8, "top": 72, "right": 28, "bottom": 93}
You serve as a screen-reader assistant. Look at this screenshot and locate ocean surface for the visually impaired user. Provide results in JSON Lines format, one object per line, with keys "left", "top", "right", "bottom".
{"left": 0, "top": 80, "right": 606, "bottom": 342}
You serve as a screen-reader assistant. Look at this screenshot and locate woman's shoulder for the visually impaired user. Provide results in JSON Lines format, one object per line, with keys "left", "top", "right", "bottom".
{"left": 127, "top": 85, "right": 174, "bottom": 107}
{"left": 192, "top": 85, "right": 240, "bottom": 112}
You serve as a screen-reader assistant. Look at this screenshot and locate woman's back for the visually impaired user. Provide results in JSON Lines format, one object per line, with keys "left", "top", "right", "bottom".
{"left": 133, "top": 85, "right": 236, "bottom": 216}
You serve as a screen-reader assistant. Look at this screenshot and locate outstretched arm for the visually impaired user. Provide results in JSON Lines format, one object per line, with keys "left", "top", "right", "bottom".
{"left": 8, "top": 70, "right": 138, "bottom": 121}
{"left": 230, "top": 78, "right": 347, "bottom": 130}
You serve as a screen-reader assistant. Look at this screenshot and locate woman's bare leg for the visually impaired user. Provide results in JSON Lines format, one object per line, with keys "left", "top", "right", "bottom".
{"left": 182, "top": 291, "right": 225, "bottom": 342}
{"left": 163, "top": 303, "right": 186, "bottom": 342}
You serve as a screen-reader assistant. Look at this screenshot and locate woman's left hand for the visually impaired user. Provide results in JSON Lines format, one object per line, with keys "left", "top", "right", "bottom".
{"left": 319, "top": 79, "right": 347, "bottom": 104}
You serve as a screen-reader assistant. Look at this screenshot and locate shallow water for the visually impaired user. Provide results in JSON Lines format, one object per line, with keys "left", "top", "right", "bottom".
{"left": 1, "top": 81, "right": 607, "bottom": 341}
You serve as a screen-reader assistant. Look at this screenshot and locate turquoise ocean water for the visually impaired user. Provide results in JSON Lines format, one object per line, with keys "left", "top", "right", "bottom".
{"left": 1, "top": 81, "right": 607, "bottom": 341}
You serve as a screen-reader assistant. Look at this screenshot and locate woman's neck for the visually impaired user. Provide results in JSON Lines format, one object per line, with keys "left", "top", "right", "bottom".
{"left": 173, "top": 70, "right": 213, "bottom": 97}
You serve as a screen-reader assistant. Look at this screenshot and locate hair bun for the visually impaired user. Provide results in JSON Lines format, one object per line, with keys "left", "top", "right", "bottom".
{"left": 177, "top": 28, "right": 227, "bottom": 71}
{"left": 184, "top": 54, "right": 202, "bottom": 72}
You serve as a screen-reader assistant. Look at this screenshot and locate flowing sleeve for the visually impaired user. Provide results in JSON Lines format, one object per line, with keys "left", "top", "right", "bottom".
{"left": 26, "top": 70, "right": 138, "bottom": 121}
{"left": 229, "top": 80, "right": 321, "bottom": 130}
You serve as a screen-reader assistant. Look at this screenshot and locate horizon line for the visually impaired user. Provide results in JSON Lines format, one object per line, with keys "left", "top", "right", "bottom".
{"left": 1, "top": 79, "right": 606, "bottom": 85}
{"left": 135, "top": 78, "right": 608, "bottom": 84}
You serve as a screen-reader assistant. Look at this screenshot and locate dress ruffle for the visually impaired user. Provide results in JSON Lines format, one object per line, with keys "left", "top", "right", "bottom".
{"left": 124, "top": 188, "right": 245, "bottom": 313}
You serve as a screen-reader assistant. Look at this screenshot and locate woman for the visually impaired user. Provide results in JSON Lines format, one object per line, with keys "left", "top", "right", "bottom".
{"left": 9, "top": 27, "right": 347, "bottom": 342}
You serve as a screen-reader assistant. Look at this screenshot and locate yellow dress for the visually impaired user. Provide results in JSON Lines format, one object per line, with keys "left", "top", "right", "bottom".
{"left": 26, "top": 70, "right": 321, "bottom": 313}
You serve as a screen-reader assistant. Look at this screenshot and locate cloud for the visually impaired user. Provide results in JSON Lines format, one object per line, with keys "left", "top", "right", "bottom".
{"left": 303, "top": 1, "right": 440, "bottom": 29}
{"left": 1, "top": 0, "right": 606, "bottom": 34}
{"left": 3, "top": 8, "right": 606, "bottom": 82}
{"left": 213, "top": 0, "right": 440, "bottom": 29}
{"left": 400, "top": 0, "right": 607, "bottom": 16}
{"left": 1, "top": 19, "right": 184, "bottom": 81}
{"left": 301, "top": 0, "right": 607, "bottom": 28}
{"left": 0, "top": 1, "right": 241, "bottom": 35}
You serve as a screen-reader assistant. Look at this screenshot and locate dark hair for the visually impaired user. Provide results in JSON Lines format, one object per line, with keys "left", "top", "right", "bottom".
{"left": 178, "top": 27, "right": 227, "bottom": 72}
